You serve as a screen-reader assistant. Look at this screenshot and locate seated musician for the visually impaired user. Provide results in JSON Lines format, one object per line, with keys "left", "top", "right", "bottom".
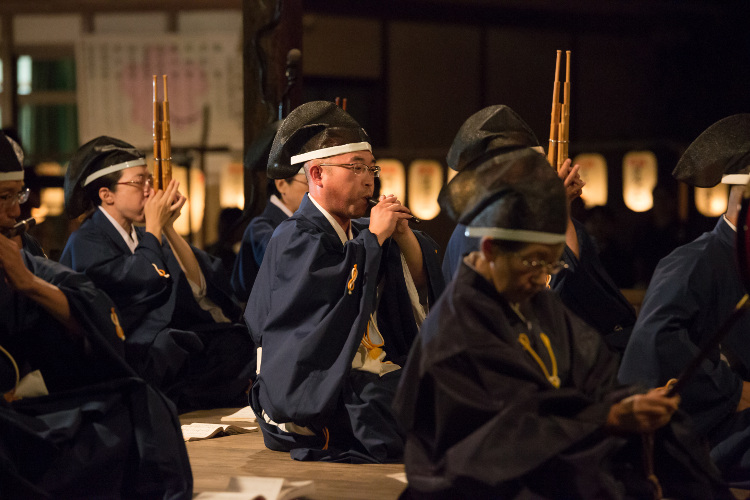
{"left": 245, "top": 101, "right": 444, "bottom": 462}
{"left": 620, "top": 114, "right": 750, "bottom": 486}
{"left": 60, "top": 136, "right": 255, "bottom": 412}
{"left": 393, "top": 146, "right": 728, "bottom": 499}
{"left": 441, "top": 105, "right": 636, "bottom": 353}
{"left": 0, "top": 132, "right": 191, "bottom": 499}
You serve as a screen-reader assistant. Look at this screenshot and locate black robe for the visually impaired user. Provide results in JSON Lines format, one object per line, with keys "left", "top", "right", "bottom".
{"left": 442, "top": 220, "right": 635, "bottom": 353}
{"left": 60, "top": 209, "right": 255, "bottom": 411}
{"left": 0, "top": 250, "right": 192, "bottom": 499}
{"left": 246, "top": 195, "right": 445, "bottom": 463}
{"left": 393, "top": 261, "right": 729, "bottom": 499}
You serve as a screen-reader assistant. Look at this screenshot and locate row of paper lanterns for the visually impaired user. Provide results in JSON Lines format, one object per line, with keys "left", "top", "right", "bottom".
{"left": 32, "top": 151, "right": 727, "bottom": 232}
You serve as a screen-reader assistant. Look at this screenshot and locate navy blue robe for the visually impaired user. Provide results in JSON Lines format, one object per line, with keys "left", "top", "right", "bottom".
{"left": 393, "top": 261, "right": 728, "bottom": 499}
{"left": 60, "top": 209, "right": 255, "bottom": 411}
{"left": 442, "top": 220, "right": 635, "bottom": 352}
{"left": 1, "top": 250, "right": 192, "bottom": 499}
{"left": 619, "top": 217, "right": 750, "bottom": 485}
{"left": 231, "top": 201, "right": 289, "bottom": 303}
{"left": 246, "top": 195, "right": 444, "bottom": 463}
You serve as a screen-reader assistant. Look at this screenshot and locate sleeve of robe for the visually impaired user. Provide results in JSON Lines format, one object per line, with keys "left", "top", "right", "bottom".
{"left": 549, "top": 218, "right": 636, "bottom": 352}
{"left": 2, "top": 252, "right": 132, "bottom": 393}
{"left": 60, "top": 227, "right": 173, "bottom": 330}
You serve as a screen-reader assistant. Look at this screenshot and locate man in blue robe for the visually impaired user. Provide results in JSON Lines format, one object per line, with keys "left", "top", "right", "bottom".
{"left": 231, "top": 172, "right": 308, "bottom": 303}
{"left": 619, "top": 114, "right": 750, "bottom": 486}
{"left": 245, "top": 101, "right": 445, "bottom": 463}
{"left": 441, "top": 105, "right": 635, "bottom": 352}
{"left": 60, "top": 136, "right": 255, "bottom": 412}
{"left": 0, "top": 133, "right": 192, "bottom": 498}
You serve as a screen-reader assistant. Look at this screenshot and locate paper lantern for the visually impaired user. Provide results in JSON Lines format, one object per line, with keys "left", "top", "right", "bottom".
{"left": 39, "top": 187, "right": 65, "bottom": 217}
{"left": 171, "top": 164, "right": 205, "bottom": 236}
{"left": 623, "top": 151, "right": 657, "bottom": 212}
{"left": 572, "top": 153, "right": 607, "bottom": 208}
{"left": 695, "top": 184, "right": 728, "bottom": 217}
{"left": 220, "top": 160, "right": 245, "bottom": 208}
{"left": 407, "top": 159, "right": 443, "bottom": 221}
{"left": 376, "top": 158, "right": 406, "bottom": 202}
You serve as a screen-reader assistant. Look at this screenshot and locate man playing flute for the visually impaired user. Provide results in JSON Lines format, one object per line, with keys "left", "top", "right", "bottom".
{"left": 244, "top": 101, "right": 444, "bottom": 462}
{"left": 0, "top": 131, "right": 192, "bottom": 499}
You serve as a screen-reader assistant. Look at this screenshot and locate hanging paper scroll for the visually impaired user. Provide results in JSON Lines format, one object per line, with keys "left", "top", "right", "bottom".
{"left": 76, "top": 34, "right": 242, "bottom": 150}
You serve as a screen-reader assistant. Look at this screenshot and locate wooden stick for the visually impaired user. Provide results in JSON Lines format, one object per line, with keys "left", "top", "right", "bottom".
{"left": 557, "top": 50, "right": 571, "bottom": 171}
{"left": 547, "top": 51, "right": 561, "bottom": 168}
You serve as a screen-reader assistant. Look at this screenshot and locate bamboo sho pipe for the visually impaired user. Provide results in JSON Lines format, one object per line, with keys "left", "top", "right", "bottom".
{"left": 153, "top": 75, "right": 172, "bottom": 190}
{"left": 547, "top": 50, "right": 571, "bottom": 171}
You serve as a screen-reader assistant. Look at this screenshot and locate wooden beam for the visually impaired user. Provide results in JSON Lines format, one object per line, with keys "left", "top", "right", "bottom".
{"left": 0, "top": 0, "right": 241, "bottom": 15}
{"left": 0, "top": 14, "right": 16, "bottom": 129}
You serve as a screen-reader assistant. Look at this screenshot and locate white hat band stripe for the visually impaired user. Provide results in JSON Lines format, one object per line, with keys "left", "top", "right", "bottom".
{"left": 465, "top": 226, "right": 567, "bottom": 244}
{"left": 0, "top": 171, "right": 24, "bottom": 182}
{"left": 83, "top": 158, "right": 147, "bottom": 186}
{"left": 290, "top": 142, "right": 372, "bottom": 165}
{"left": 721, "top": 174, "right": 750, "bottom": 185}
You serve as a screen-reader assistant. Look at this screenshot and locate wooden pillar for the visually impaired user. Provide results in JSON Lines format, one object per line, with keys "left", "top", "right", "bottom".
{"left": 241, "top": 0, "right": 302, "bottom": 217}
{"left": 0, "top": 14, "right": 16, "bottom": 129}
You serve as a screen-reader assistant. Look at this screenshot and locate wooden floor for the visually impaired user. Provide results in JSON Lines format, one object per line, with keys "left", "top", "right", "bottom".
{"left": 180, "top": 408, "right": 406, "bottom": 499}
{"left": 181, "top": 408, "right": 750, "bottom": 500}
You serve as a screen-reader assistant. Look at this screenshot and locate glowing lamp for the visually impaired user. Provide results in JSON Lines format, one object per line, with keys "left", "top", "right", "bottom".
{"left": 695, "top": 184, "right": 728, "bottom": 217}
{"left": 220, "top": 160, "right": 245, "bottom": 208}
{"left": 171, "top": 165, "right": 205, "bottom": 236}
{"left": 623, "top": 151, "right": 657, "bottom": 212}
{"left": 407, "top": 160, "right": 442, "bottom": 221}
{"left": 39, "top": 187, "right": 65, "bottom": 217}
{"left": 572, "top": 153, "right": 607, "bottom": 208}
{"left": 377, "top": 158, "right": 406, "bottom": 202}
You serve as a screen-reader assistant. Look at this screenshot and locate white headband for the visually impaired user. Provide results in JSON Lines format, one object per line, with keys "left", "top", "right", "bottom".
{"left": 0, "top": 171, "right": 23, "bottom": 182}
{"left": 83, "top": 158, "right": 147, "bottom": 186}
{"left": 290, "top": 142, "right": 372, "bottom": 166}
{"left": 465, "top": 226, "right": 567, "bottom": 244}
{"left": 722, "top": 174, "right": 750, "bottom": 185}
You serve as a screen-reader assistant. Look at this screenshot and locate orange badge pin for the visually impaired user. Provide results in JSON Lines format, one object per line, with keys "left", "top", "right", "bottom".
{"left": 347, "top": 264, "right": 358, "bottom": 295}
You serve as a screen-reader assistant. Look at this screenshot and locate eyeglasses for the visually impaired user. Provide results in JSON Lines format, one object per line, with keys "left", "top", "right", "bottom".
{"left": 291, "top": 178, "right": 308, "bottom": 187}
{"left": 318, "top": 163, "right": 381, "bottom": 177}
{"left": 117, "top": 175, "right": 153, "bottom": 191}
{"left": 515, "top": 255, "right": 569, "bottom": 275}
{"left": 0, "top": 188, "right": 30, "bottom": 208}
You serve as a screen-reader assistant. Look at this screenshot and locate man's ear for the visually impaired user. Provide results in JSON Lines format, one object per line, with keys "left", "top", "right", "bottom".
{"left": 479, "top": 236, "right": 496, "bottom": 260}
{"left": 308, "top": 163, "right": 324, "bottom": 187}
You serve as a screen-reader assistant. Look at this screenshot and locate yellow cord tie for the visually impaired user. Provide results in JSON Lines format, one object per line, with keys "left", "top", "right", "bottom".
{"left": 110, "top": 308, "right": 126, "bottom": 340}
{"left": 518, "top": 332, "right": 560, "bottom": 388}
{"left": 347, "top": 264, "right": 358, "bottom": 295}
{"left": 322, "top": 427, "right": 330, "bottom": 450}
{"left": 0, "top": 343, "right": 20, "bottom": 402}
{"left": 361, "top": 322, "right": 385, "bottom": 360}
